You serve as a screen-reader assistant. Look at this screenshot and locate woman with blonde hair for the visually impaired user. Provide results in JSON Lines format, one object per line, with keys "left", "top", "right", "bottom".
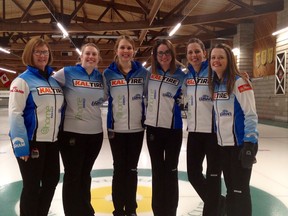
{"left": 103, "top": 35, "right": 149, "bottom": 216}
{"left": 53, "top": 42, "right": 105, "bottom": 216}
{"left": 9, "top": 37, "right": 64, "bottom": 216}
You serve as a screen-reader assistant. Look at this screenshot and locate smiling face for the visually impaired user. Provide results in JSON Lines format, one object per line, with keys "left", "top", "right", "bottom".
{"left": 80, "top": 45, "right": 99, "bottom": 72}
{"left": 32, "top": 45, "right": 49, "bottom": 71}
{"left": 116, "top": 39, "right": 134, "bottom": 64}
{"left": 210, "top": 47, "right": 228, "bottom": 79}
{"left": 156, "top": 44, "right": 172, "bottom": 72}
{"left": 186, "top": 42, "right": 206, "bottom": 72}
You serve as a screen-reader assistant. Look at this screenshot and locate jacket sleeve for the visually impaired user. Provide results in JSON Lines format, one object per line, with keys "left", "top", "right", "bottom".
{"left": 102, "top": 70, "right": 110, "bottom": 100}
{"left": 234, "top": 77, "right": 258, "bottom": 144}
{"left": 143, "top": 69, "right": 151, "bottom": 105}
{"left": 52, "top": 67, "right": 65, "bottom": 86}
{"left": 8, "top": 78, "right": 31, "bottom": 157}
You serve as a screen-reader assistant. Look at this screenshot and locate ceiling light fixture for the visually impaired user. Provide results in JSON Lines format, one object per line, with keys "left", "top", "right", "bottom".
{"left": 167, "top": 0, "right": 201, "bottom": 37}
{"left": 142, "top": 61, "right": 147, "bottom": 67}
{"left": 0, "top": 47, "right": 11, "bottom": 54}
{"left": 169, "top": 23, "right": 181, "bottom": 37}
{"left": 0, "top": 67, "right": 16, "bottom": 73}
{"left": 272, "top": 26, "right": 288, "bottom": 36}
{"left": 57, "top": 22, "right": 69, "bottom": 38}
{"left": 75, "top": 48, "right": 81, "bottom": 55}
{"left": 232, "top": 48, "right": 240, "bottom": 56}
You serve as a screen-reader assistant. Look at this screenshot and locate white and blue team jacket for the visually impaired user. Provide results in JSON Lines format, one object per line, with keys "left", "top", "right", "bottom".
{"left": 145, "top": 66, "right": 186, "bottom": 129}
{"left": 9, "top": 66, "right": 64, "bottom": 157}
{"left": 53, "top": 64, "right": 105, "bottom": 134}
{"left": 213, "top": 75, "right": 258, "bottom": 146}
{"left": 103, "top": 61, "right": 148, "bottom": 132}
{"left": 182, "top": 60, "right": 214, "bottom": 133}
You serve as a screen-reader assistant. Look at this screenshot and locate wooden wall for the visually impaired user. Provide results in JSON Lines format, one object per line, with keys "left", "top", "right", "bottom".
{"left": 253, "top": 14, "right": 277, "bottom": 78}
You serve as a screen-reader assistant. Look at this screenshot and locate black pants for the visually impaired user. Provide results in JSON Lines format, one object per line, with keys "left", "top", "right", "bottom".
{"left": 17, "top": 141, "right": 60, "bottom": 216}
{"left": 109, "top": 131, "right": 144, "bottom": 216}
{"left": 59, "top": 131, "right": 103, "bottom": 216}
{"left": 146, "top": 126, "right": 182, "bottom": 216}
{"left": 220, "top": 146, "right": 253, "bottom": 216}
{"left": 186, "top": 132, "right": 221, "bottom": 216}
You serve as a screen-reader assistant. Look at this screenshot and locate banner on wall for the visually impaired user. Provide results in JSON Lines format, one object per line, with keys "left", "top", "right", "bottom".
{"left": 275, "top": 51, "right": 286, "bottom": 95}
{"left": 0, "top": 72, "right": 11, "bottom": 88}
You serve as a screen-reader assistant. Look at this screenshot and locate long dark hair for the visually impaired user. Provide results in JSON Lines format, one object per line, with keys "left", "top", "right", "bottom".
{"left": 151, "top": 39, "right": 177, "bottom": 75}
{"left": 208, "top": 43, "right": 242, "bottom": 96}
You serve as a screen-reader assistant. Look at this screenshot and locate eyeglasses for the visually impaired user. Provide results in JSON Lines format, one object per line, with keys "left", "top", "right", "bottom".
{"left": 33, "top": 50, "right": 49, "bottom": 56}
{"left": 157, "top": 50, "right": 171, "bottom": 57}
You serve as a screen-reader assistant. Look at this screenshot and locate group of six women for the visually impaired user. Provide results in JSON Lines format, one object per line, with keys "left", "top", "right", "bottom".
{"left": 9, "top": 35, "right": 258, "bottom": 216}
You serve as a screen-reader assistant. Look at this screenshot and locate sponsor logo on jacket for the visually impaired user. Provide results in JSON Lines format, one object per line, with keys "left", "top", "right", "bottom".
{"left": 132, "top": 94, "right": 142, "bottom": 100}
{"left": 187, "top": 78, "right": 208, "bottom": 86}
{"left": 37, "top": 87, "right": 63, "bottom": 95}
{"left": 238, "top": 83, "right": 252, "bottom": 93}
{"left": 213, "top": 91, "right": 229, "bottom": 100}
{"left": 91, "top": 98, "right": 105, "bottom": 106}
{"left": 150, "top": 74, "right": 179, "bottom": 85}
{"left": 162, "top": 92, "right": 173, "bottom": 98}
{"left": 199, "top": 95, "right": 212, "bottom": 101}
{"left": 197, "top": 78, "right": 208, "bottom": 85}
{"left": 116, "top": 95, "right": 125, "bottom": 119}
{"left": 187, "top": 78, "right": 195, "bottom": 85}
{"left": 129, "top": 78, "right": 144, "bottom": 84}
{"left": 110, "top": 79, "right": 126, "bottom": 86}
{"left": 73, "top": 80, "right": 103, "bottom": 88}
{"left": 41, "top": 106, "right": 53, "bottom": 134}
{"left": 10, "top": 86, "right": 24, "bottom": 94}
{"left": 12, "top": 137, "right": 25, "bottom": 148}
{"left": 110, "top": 78, "right": 144, "bottom": 87}
{"left": 220, "top": 109, "right": 232, "bottom": 116}
{"left": 76, "top": 98, "right": 85, "bottom": 119}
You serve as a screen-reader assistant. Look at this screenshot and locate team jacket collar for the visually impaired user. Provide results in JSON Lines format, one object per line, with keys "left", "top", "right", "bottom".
{"left": 75, "top": 64, "right": 100, "bottom": 76}
{"left": 27, "top": 65, "right": 54, "bottom": 78}
{"left": 108, "top": 61, "right": 143, "bottom": 75}
{"left": 187, "top": 60, "right": 208, "bottom": 78}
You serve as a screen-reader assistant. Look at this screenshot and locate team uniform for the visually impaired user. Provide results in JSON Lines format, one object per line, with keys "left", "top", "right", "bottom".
{"left": 103, "top": 61, "right": 148, "bottom": 216}
{"left": 212, "top": 75, "right": 258, "bottom": 216}
{"left": 9, "top": 65, "right": 64, "bottom": 216}
{"left": 53, "top": 64, "right": 105, "bottom": 216}
{"left": 182, "top": 61, "right": 221, "bottom": 216}
{"left": 145, "top": 66, "right": 185, "bottom": 216}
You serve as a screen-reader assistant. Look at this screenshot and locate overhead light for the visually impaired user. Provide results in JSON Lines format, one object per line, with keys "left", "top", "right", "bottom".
{"left": 57, "top": 22, "right": 69, "bottom": 38}
{"left": 232, "top": 48, "right": 240, "bottom": 56}
{"left": 169, "top": 23, "right": 181, "bottom": 37}
{"left": 0, "top": 47, "right": 11, "bottom": 54}
{"left": 0, "top": 67, "right": 16, "bottom": 73}
{"left": 272, "top": 26, "right": 288, "bottom": 36}
{"left": 142, "top": 61, "right": 147, "bottom": 67}
{"left": 75, "top": 48, "right": 81, "bottom": 55}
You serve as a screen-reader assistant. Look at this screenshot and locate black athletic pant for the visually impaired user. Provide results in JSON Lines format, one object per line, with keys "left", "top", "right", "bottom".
{"left": 109, "top": 131, "right": 144, "bottom": 216}
{"left": 17, "top": 141, "right": 60, "bottom": 216}
{"left": 146, "top": 126, "right": 182, "bottom": 216}
{"left": 60, "top": 131, "right": 103, "bottom": 216}
{"left": 220, "top": 146, "right": 253, "bottom": 216}
{"left": 186, "top": 132, "right": 221, "bottom": 216}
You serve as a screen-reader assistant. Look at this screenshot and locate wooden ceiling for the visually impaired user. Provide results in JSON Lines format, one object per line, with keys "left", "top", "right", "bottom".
{"left": 0, "top": 0, "right": 284, "bottom": 73}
